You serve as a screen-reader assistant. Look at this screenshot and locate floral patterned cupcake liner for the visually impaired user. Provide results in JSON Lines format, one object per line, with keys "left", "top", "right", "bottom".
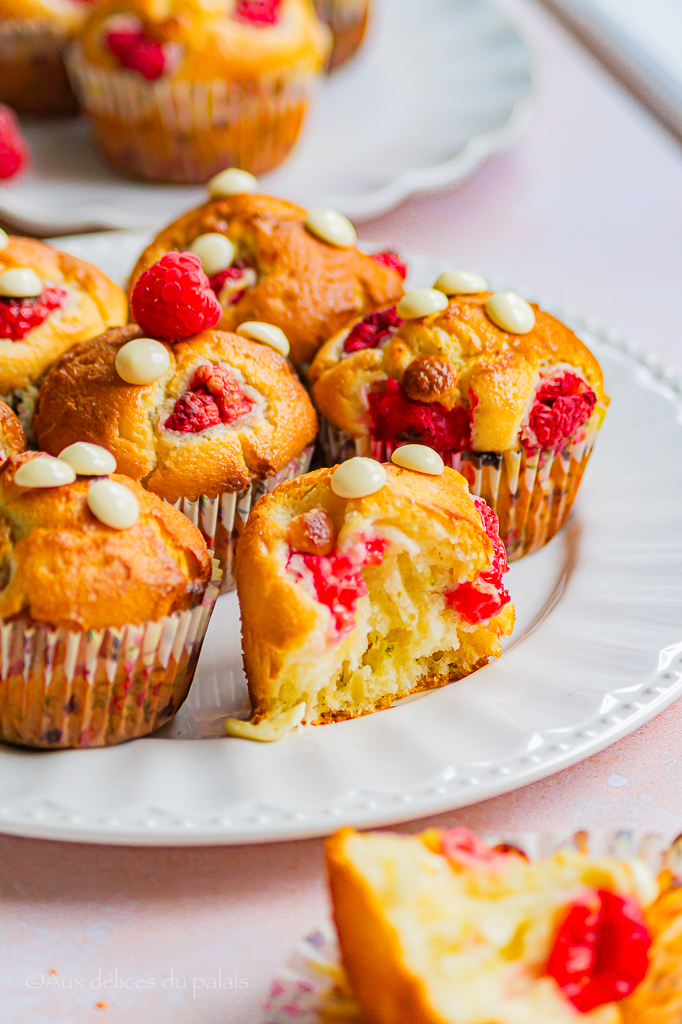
{"left": 319, "top": 401, "right": 608, "bottom": 561}
{"left": 0, "top": 561, "right": 221, "bottom": 749}
{"left": 313, "top": 0, "right": 369, "bottom": 70}
{"left": 0, "top": 19, "right": 79, "bottom": 116}
{"left": 262, "top": 828, "right": 682, "bottom": 1024}
{"left": 66, "top": 44, "right": 320, "bottom": 182}
{"left": 175, "top": 446, "right": 314, "bottom": 594}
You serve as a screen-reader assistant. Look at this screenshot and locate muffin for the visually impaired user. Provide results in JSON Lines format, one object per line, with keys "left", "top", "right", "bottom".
{"left": 0, "top": 399, "right": 26, "bottom": 463}
{"left": 326, "top": 826, "right": 682, "bottom": 1024}
{"left": 0, "top": 450, "right": 219, "bottom": 748}
{"left": 33, "top": 323, "right": 318, "bottom": 590}
{"left": 314, "top": 0, "right": 369, "bottom": 70}
{"left": 310, "top": 279, "right": 610, "bottom": 561}
{"left": 66, "top": 0, "right": 330, "bottom": 183}
{"left": 0, "top": 233, "right": 128, "bottom": 435}
{"left": 128, "top": 190, "right": 406, "bottom": 368}
{"left": 227, "top": 457, "right": 514, "bottom": 740}
{"left": 0, "top": 0, "right": 85, "bottom": 116}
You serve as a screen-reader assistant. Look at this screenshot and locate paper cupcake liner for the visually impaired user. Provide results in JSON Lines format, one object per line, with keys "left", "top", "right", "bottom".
{"left": 0, "top": 19, "right": 78, "bottom": 115}
{"left": 319, "top": 402, "right": 608, "bottom": 561}
{"left": 175, "top": 446, "right": 313, "bottom": 595}
{"left": 313, "top": 0, "right": 369, "bottom": 70}
{"left": 66, "top": 44, "right": 319, "bottom": 182}
{"left": 0, "top": 563, "right": 221, "bottom": 749}
{"left": 263, "top": 827, "right": 682, "bottom": 1024}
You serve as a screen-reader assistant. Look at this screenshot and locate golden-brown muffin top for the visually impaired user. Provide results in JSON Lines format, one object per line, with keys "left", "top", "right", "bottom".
{"left": 34, "top": 324, "right": 318, "bottom": 503}
{"left": 128, "top": 194, "right": 405, "bottom": 367}
{"left": 0, "top": 400, "right": 26, "bottom": 463}
{"left": 0, "top": 235, "right": 128, "bottom": 393}
{"left": 0, "top": 0, "right": 84, "bottom": 27}
{"left": 310, "top": 293, "right": 607, "bottom": 454}
{"left": 76, "top": 0, "right": 330, "bottom": 79}
{"left": 0, "top": 451, "right": 211, "bottom": 631}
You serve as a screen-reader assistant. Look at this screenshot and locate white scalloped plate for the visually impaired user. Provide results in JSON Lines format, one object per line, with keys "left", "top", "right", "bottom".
{"left": 0, "top": 0, "right": 534, "bottom": 234}
{"left": 0, "top": 233, "right": 680, "bottom": 846}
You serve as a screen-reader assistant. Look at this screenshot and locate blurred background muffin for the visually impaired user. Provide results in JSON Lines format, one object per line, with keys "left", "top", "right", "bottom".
{"left": 313, "top": 0, "right": 369, "bottom": 70}
{"left": 0, "top": 450, "right": 218, "bottom": 748}
{"left": 0, "top": 232, "right": 127, "bottom": 435}
{"left": 0, "top": 0, "right": 87, "bottom": 116}
{"left": 66, "top": 0, "right": 331, "bottom": 183}
{"left": 129, "top": 186, "right": 406, "bottom": 368}
{"left": 309, "top": 281, "right": 609, "bottom": 561}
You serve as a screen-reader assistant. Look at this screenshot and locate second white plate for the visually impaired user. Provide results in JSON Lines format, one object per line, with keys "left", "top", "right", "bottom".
{"left": 0, "top": 0, "right": 534, "bottom": 234}
{"left": 0, "top": 235, "right": 680, "bottom": 846}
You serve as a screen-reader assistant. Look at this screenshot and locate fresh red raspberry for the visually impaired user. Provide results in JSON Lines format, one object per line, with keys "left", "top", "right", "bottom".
{"left": 372, "top": 250, "right": 408, "bottom": 280}
{"left": 446, "top": 496, "right": 510, "bottom": 625}
{"left": 0, "top": 105, "right": 29, "bottom": 181}
{"left": 165, "top": 363, "right": 254, "bottom": 433}
{"left": 522, "top": 370, "right": 597, "bottom": 455}
{"left": 288, "top": 536, "right": 388, "bottom": 638}
{"left": 547, "top": 889, "right": 651, "bottom": 1012}
{"left": 0, "top": 284, "right": 68, "bottom": 341}
{"left": 344, "top": 306, "right": 404, "bottom": 354}
{"left": 234, "top": 0, "right": 282, "bottom": 25}
{"left": 107, "top": 30, "right": 166, "bottom": 81}
{"left": 368, "top": 377, "right": 472, "bottom": 457}
{"left": 131, "top": 252, "right": 222, "bottom": 341}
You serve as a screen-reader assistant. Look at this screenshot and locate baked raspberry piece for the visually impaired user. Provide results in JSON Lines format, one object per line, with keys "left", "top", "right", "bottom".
{"left": 371, "top": 250, "right": 408, "bottom": 280}
{"left": 0, "top": 105, "right": 29, "bottom": 181}
{"left": 344, "top": 307, "right": 404, "bottom": 354}
{"left": 165, "top": 363, "right": 254, "bottom": 433}
{"left": 522, "top": 370, "right": 597, "bottom": 456}
{"left": 131, "top": 252, "right": 222, "bottom": 341}
{"left": 547, "top": 889, "right": 651, "bottom": 1011}
{"left": 234, "top": 0, "right": 282, "bottom": 26}
{"left": 288, "top": 536, "right": 388, "bottom": 638}
{"left": 0, "top": 284, "right": 68, "bottom": 341}
{"left": 446, "top": 496, "right": 510, "bottom": 625}
{"left": 368, "top": 378, "right": 472, "bottom": 457}
{"left": 107, "top": 30, "right": 166, "bottom": 81}
{"left": 439, "top": 828, "right": 519, "bottom": 870}
{"left": 209, "top": 258, "right": 256, "bottom": 306}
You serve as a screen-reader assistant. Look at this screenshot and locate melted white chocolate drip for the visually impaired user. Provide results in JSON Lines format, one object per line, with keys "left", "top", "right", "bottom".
{"left": 225, "top": 702, "right": 307, "bottom": 743}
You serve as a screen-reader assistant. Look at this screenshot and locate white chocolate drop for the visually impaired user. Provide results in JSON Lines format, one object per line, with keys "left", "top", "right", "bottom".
{"left": 0, "top": 267, "right": 42, "bottom": 298}
{"left": 14, "top": 456, "right": 76, "bottom": 489}
{"left": 59, "top": 442, "right": 117, "bottom": 476}
{"left": 115, "top": 338, "right": 171, "bottom": 386}
{"left": 396, "top": 288, "right": 448, "bottom": 320}
{"left": 188, "top": 233, "right": 235, "bottom": 277}
{"left": 391, "top": 444, "right": 444, "bottom": 476}
{"left": 207, "top": 168, "right": 258, "bottom": 198}
{"left": 331, "top": 457, "right": 387, "bottom": 499}
{"left": 304, "top": 208, "right": 357, "bottom": 249}
{"left": 485, "top": 292, "right": 536, "bottom": 334}
{"left": 0, "top": 229, "right": 8, "bottom": 251}
{"left": 236, "top": 321, "right": 289, "bottom": 357}
{"left": 225, "top": 702, "right": 307, "bottom": 743}
{"left": 87, "top": 478, "right": 139, "bottom": 530}
{"left": 434, "top": 270, "right": 488, "bottom": 295}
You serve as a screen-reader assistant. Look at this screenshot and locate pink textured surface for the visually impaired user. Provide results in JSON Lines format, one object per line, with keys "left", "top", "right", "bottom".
{"left": 3, "top": 0, "right": 682, "bottom": 1021}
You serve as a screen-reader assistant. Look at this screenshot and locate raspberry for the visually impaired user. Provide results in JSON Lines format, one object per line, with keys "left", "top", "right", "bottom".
{"left": 107, "top": 30, "right": 166, "bottom": 81}
{"left": 440, "top": 828, "right": 518, "bottom": 870}
{"left": 522, "top": 370, "right": 597, "bottom": 455}
{"left": 234, "top": 0, "right": 282, "bottom": 25}
{"left": 131, "top": 252, "right": 222, "bottom": 341}
{"left": 547, "top": 889, "right": 651, "bottom": 1011}
{"left": 209, "top": 258, "right": 254, "bottom": 306}
{"left": 165, "top": 363, "right": 253, "bottom": 433}
{"left": 0, "top": 284, "right": 68, "bottom": 341}
{"left": 372, "top": 250, "right": 408, "bottom": 280}
{"left": 0, "top": 104, "right": 29, "bottom": 181}
{"left": 288, "top": 536, "right": 388, "bottom": 638}
{"left": 446, "top": 496, "right": 510, "bottom": 625}
{"left": 368, "top": 377, "right": 472, "bottom": 457}
{"left": 344, "top": 306, "right": 404, "bottom": 354}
